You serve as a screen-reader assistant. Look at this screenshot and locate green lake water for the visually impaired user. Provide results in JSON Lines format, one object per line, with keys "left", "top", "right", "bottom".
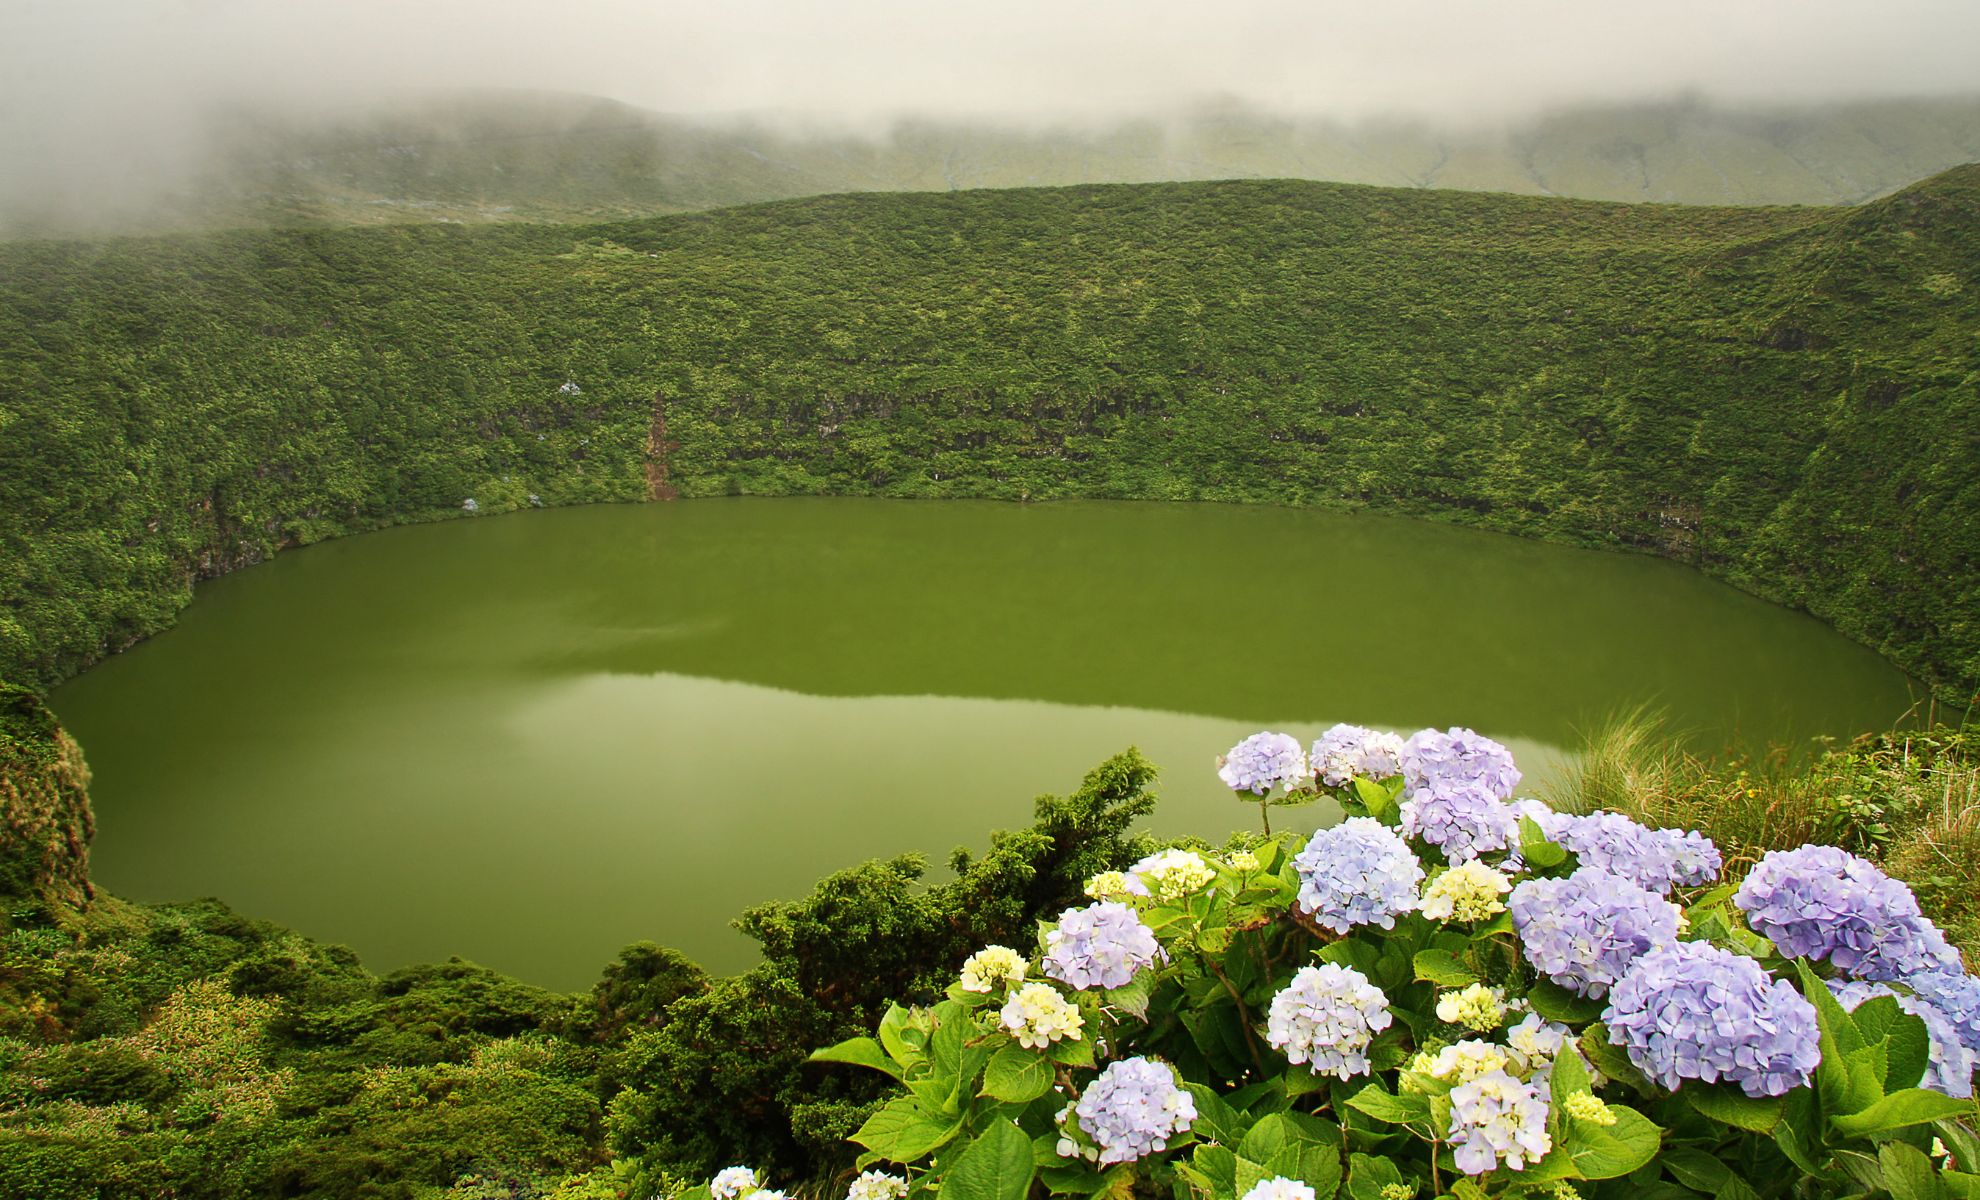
{"left": 49, "top": 498, "right": 1918, "bottom": 990}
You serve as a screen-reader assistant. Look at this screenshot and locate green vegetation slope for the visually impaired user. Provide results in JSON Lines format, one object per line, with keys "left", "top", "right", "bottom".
{"left": 3, "top": 169, "right": 1976, "bottom": 698}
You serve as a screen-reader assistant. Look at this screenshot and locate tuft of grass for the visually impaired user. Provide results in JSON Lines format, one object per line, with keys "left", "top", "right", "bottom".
{"left": 1552, "top": 713, "right": 1980, "bottom": 964}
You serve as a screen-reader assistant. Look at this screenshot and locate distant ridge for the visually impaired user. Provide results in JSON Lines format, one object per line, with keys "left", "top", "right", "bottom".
{"left": 8, "top": 90, "right": 1980, "bottom": 235}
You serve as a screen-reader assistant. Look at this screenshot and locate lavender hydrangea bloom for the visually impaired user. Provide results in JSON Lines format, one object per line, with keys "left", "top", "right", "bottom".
{"left": 1072, "top": 1058, "right": 1197, "bottom": 1165}
{"left": 1043, "top": 902, "right": 1165, "bottom": 990}
{"left": 1734, "top": 845, "right": 1958, "bottom": 980}
{"left": 1541, "top": 812, "right": 1721, "bottom": 894}
{"left": 1291, "top": 818, "right": 1424, "bottom": 933}
{"left": 1401, "top": 788, "right": 1521, "bottom": 863}
{"left": 1309, "top": 724, "right": 1406, "bottom": 787}
{"left": 1265, "top": 963, "right": 1393, "bottom": 1078}
{"left": 1509, "top": 868, "right": 1680, "bottom": 998}
{"left": 1218, "top": 732, "right": 1311, "bottom": 795}
{"left": 1830, "top": 980, "right": 1977, "bottom": 1099}
{"left": 1909, "top": 970, "right": 1980, "bottom": 1053}
{"left": 1604, "top": 942, "right": 1821, "bottom": 1097}
{"left": 1400, "top": 727, "right": 1521, "bottom": 802}
{"left": 1662, "top": 827, "right": 1723, "bottom": 887}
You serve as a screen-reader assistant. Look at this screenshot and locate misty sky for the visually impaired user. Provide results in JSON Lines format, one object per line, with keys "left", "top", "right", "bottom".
{"left": 4, "top": 0, "right": 1980, "bottom": 205}
{"left": 8, "top": 0, "right": 1980, "bottom": 127}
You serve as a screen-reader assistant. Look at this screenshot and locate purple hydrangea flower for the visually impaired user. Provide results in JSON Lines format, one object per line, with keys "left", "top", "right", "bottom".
{"left": 1604, "top": 941, "right": 1821, "bottom": 1097}
{"left": 1909, "top": 970, "right": 1980, "bottom": 1053}
{"left": 1830, "top": 980, "right": 1977, "bottom": 1099}
{"left": 1662, "top": 827, "right": 1723, "bottom": 887}
{"left": 1446, "top": 1070, "right": 1553, "bottom": 1174}
{"left": 1291, "top": 817, "right": 1425, "bottom": 933}
{"left": 1542, "top": 812, "right": 1723, "bottom": 895}
{"left": 1218, "top": 732, "right": 1311, "bottom": 795}
{"left": 1043, "top": 902, "right": 1165, "bottom": 990}
{"left": 1401, "top": 727, "right": 1521, "bottom": 802}
{"left": 1509, "top": 867, "right": 1680, "bottom": 998}
{"left": 1734, "top": 845, "right": 1959, "bottom": 980}
{"left": 1265, "top": 963, "right": 1393, "bottom": 1079}
{"left": 1401, "top": 787, "right": 1521, "bottom": 863}
{"left": 1310, "top": 724, "right": 1407, "bottom": 788}
{"left": 1071, "top": 1057, "right": 1197, "bottom": 1164}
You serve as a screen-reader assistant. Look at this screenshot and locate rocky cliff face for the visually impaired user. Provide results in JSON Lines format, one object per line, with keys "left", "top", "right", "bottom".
{"left": 0, "top": 683, "right": 95, "bottom": 913}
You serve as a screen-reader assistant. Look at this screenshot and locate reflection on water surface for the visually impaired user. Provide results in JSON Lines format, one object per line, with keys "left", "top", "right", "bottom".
{"left": 52, "top": 499, "right": 1912, "bottom": 988}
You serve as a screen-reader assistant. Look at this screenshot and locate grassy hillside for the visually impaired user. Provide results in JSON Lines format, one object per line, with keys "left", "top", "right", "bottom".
{"left": 1, "top": 170, "right": 1977, "bottom": 699}
{"left": 9, "top": 91, "right": 1980, "bottom": 236}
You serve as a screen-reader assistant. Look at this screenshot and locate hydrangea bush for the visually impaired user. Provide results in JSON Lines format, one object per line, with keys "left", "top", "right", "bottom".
{"left": 689, "top": 726, "right": 1980, "bottom": 1200}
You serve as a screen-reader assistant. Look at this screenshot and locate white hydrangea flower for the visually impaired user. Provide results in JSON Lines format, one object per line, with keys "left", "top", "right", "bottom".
{"left": 1241, "top": 1178, "right": 1317, "bottom": 1200}
{"left": 1000, "top": 982, "right": 1085, "bottom": 1049}
{"left": 1562, "top": 1093, "right": 1616, "bottom": 1126}
{"left": 711, "top": 1168, "right": 761, "bottom": 1200}
{"left": 1226, "top": 849, "right": 1260, "bottom": 872}
{"left": 1129, "top": 849, "right": 1218, "bottom": 903}
{"left": 1419, "top": 861, "right": 1514, "bottom": 922}
{"left": 959, "top": 946, "right": 1028, "bottom": 993}
{"left": 846, "top": 1171, "right": 910, "bottom": 1200}
{"left": 1436, "top": 984, "right": 1509, "bottom": 1032}
{"left": 1420, "top": 1040, "right": 1513, "bottom": 1084}
{"left": 1265, "top": 963, "right": 1392, "bottom": 1079}
{"left": 1084, "top": 871, "right": 1138, "bottom": 900}
{"left": 1506, "top": 1015, "right": 1566, "bottom": 1061}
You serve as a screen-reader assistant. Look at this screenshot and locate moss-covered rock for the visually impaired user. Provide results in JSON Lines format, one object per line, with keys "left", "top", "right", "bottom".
{"left": 0, "top": 682, "right": 94, "bottom": 914}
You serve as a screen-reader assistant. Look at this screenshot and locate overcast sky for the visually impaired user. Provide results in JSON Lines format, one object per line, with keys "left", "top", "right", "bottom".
{"left": 7, "top": 0, "right": 1980, "bottom": 126}
{"left": 4, "top": 0, "right": 1979, "bottom": 209}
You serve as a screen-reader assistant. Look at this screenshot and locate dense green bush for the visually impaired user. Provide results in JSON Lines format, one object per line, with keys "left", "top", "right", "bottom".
{"left": 0, "top": 749, "right": 1161, "bottom": 1196}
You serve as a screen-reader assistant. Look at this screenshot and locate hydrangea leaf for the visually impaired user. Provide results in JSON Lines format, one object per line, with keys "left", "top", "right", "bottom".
{"left": 811, "top": 1036, "right": 906, "bottom": 1081}
{"left": 1103, "top": 975, "right": 1153, "bottom": 1022}
{"left": 1351, "top": 777, "right": 1400, "bottom": 825}
{"left": 1940, "top": 1173, "right": 1980, "bottom": 1200}
{"left": 1517, "top": 817, "right": 1568, "bottom": 870}
{"left": 1342, "top": 1153, "right": 1405, "bottom": 1200}
{"left": 1578, "top": 1023, "right": 1657, "bottom": 1099}
{"left": 1180, "top": 1083, "right": 1246, "bottom": 1148}
{"left": 1771, "top": 1087, "right": 1825, "bottom": 1176}
{"left": 942, "top": 1121, "right": 1036, "bottom": 1200}
{"left": 1527, "top": 979, "right": 1605, "bottom": 1024}
{"left": 1830, "top": 1087, "right": 1972, "bottom": 1137}
{"left": 1877, "top": 1142, "right": 1942, "bottom": 1200}
{"left": 1187, "top": 1144, "right": 1239, "bottom": 1196}
{"left": 1847, "top": 995, "right": 1930, "bottom": 1093}
{"left": 853, "top": 1097, "right": 964, "bottom": 1163}
{"left": 1344, "top": 1081, "right": 1430, "bottom": 1127}
{"left": 1657, "top": 1145, "right": 1733, "bottom": 1191}
{"left": 1240, "top": 1111, "right": 1343, "bottom": 1196}
{"left": 981, "top": 1046, "right": 1054, "bottom": 1104}
{"left": 1547, "top": 1026, "right": 1593, "bottom": 1128}
{"left": 1562, "top": 1104, "right": 1662, "bottom": 1179}
{"left": 1680, "top": 1082, "right": 1784, "bottom": 1133}
{"left": 1411, "top": 949, "right": 1478, "bottom": 987}
{"left": 879, "top": 1004, "right": 929, "bottom": 1068}
{"left": 1233, "top": 1155, "right": 1275, "bottom": 1199}
{"left": 1047, "top": 1033, "right": 1096, "bottom": 1069}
